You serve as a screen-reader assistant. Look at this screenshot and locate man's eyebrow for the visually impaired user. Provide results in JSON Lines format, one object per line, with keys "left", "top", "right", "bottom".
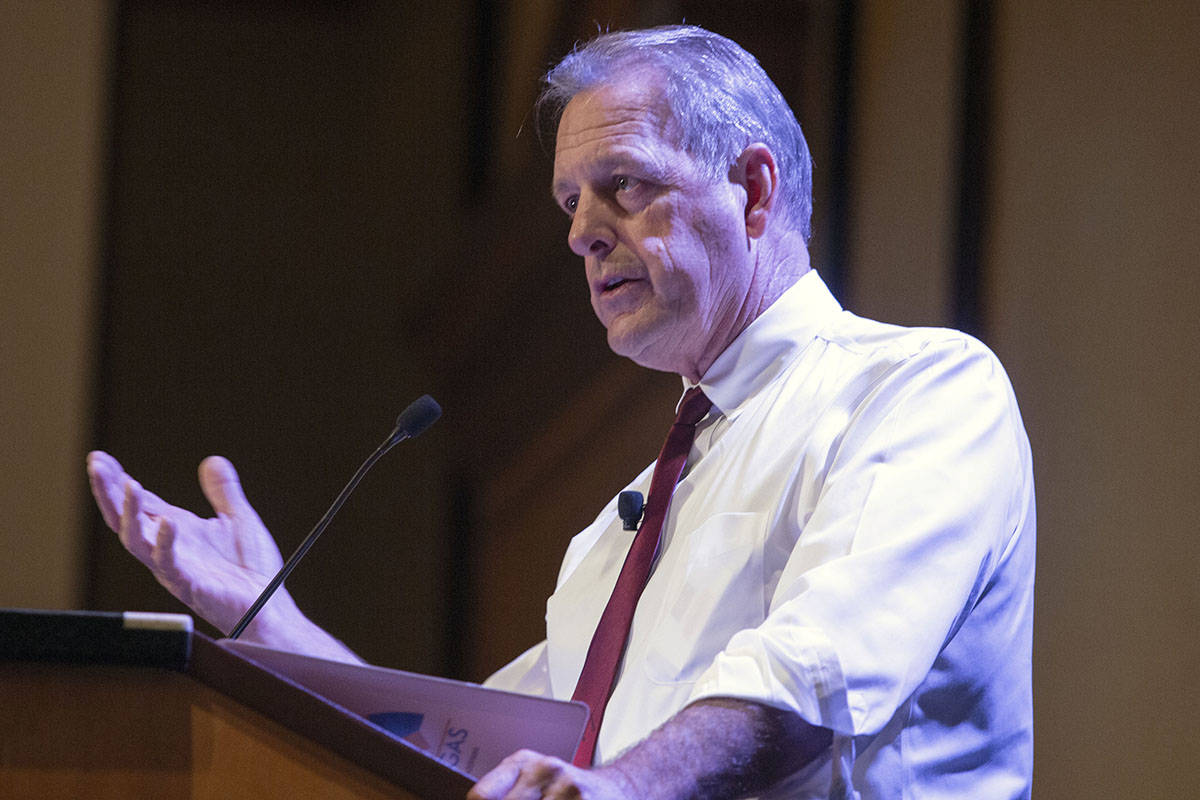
{"left": 551, "top": 152, "right": 657, "bottom": 200}
{"left": 550, "top": 180, "right": 574, "bottom": 203}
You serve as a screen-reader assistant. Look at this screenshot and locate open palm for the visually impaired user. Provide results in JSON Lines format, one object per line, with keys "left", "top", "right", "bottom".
{"left": 87, "top": 450, "right": 288, "bottom": 636}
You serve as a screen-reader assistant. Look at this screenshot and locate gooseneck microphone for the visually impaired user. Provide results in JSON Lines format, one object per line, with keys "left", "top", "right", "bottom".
{"left": 228, "top": 394, "right": 442, "bottom": 640}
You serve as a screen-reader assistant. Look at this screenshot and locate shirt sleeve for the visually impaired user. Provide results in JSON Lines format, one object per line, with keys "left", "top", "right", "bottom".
{"left": 687, "top": 335, "right": 1033, "bottom": 737}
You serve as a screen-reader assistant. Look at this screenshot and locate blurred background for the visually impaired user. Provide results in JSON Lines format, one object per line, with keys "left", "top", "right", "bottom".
{"left": 2, "top": 1, "right": 1197, "bottom": 796}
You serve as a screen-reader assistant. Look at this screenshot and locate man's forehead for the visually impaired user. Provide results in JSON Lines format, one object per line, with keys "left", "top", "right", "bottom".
{"left": 562, "top": 68, "right": 675, "bottom": 132}
{"left": 552, "top": 76, "right": 678, "bottom": 174}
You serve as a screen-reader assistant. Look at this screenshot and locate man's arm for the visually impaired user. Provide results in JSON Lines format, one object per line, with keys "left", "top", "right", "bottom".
{"left": 469, "top": 697, "right": 831, "bottom": 800}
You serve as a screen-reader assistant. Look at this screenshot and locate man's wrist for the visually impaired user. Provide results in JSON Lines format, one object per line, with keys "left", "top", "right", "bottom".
{"left": 229, "top": 592, "right": 362, "bottom": 663}
{"left": 599, "top": 760, "right": 653, "bottom": 800}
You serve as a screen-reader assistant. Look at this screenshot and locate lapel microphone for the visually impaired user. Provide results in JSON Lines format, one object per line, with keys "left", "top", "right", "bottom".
{"left": 618, "top": 490, "right": 645, "bottom": 531}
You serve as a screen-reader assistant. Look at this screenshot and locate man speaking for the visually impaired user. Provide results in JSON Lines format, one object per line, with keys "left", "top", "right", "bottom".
{"left": 87, "top": 25, "right": 1034, "bottom": 800}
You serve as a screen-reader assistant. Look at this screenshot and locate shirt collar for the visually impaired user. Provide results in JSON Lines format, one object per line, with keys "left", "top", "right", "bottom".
{"left": 681, "top": 269, "right": 843, "bottom": 420}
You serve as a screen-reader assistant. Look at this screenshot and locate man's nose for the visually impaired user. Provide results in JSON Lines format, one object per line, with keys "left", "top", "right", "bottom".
{"left": 567, "top": 193, "right": 615, "bottom": 258}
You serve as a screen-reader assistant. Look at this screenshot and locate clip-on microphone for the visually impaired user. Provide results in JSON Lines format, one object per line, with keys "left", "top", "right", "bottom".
{"left": 618, "top": 490, "right": 645, "bottom": 531}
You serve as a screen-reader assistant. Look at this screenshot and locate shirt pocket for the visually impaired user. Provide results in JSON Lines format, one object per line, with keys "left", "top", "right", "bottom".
{"left": 642, "top": 512, "right": 766, "bottom": 685}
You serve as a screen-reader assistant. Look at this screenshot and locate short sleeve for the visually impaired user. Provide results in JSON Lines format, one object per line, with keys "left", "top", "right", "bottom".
{"left": 688, "top": 335, "right": 1033, "bottom": 737}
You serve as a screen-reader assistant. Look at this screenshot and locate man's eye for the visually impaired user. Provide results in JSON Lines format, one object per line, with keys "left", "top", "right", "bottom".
{"left": 614, "top": 175, "right": 638, "bottom": 192}
{"left": 564, "top": 196, "right": 578, "bottom": 213}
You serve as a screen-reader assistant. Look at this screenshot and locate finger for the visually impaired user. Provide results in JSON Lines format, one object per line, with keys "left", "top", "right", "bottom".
{"left": 511, "top": 756, "right": 572, "bottom": 800}
{"left": 474, "top": 751, "right": 568, "bottom": 800}
{"left": 119, "top": 480, "right": 153, "bottom": 562}
{"left": 504, "top": 760, "right": 567, "bottom": 800}
{"left": 468, "top": 751, "right": 533, "bottom": 800}
{"left": 134, "top": 484, "right": 173, "bottom": 517}
{"left": 87, "top": 451, "right": 128, "bottom": 531}
{"left": 198, "top": 456, "right": 254, "bottom": 518}
{"left": 545, "top": 770, "right": 591, "bottom": 800}
{"left": 152, "top": 516, "right": 178, "bottom": 576}
{"left": 151, "top": 517, "right": 195, "bottom": 603}
{"left": 467, "top": 763, "right": 520, "bottom": 799}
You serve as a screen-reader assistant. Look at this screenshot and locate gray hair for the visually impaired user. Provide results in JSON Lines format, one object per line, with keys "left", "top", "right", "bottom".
{"left": 540, "top": 25, "right": 813, "bottom": 240}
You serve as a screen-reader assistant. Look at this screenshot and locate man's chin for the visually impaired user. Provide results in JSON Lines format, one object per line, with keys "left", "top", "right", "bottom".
{"left": 606, "top": 328, "right": 680, "bottom": 375}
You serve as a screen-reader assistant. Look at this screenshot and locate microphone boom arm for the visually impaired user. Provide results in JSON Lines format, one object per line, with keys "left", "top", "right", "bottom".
{"left": 228, "top": 395, "right": 441, "bottom": 640}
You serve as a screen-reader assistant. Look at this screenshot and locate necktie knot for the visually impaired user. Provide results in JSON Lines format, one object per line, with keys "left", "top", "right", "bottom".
{"left": 675, "top": 386, "right": 712, "bottom": 427}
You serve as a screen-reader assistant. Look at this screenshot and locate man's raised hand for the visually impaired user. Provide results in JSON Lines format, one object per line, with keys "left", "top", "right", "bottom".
{"left": 87, "top": 451, "right": 289, "bottom": 638}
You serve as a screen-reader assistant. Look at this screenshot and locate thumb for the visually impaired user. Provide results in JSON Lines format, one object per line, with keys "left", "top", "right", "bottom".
{"left": 198, "top": 455, "right": 254, "bottom": 517}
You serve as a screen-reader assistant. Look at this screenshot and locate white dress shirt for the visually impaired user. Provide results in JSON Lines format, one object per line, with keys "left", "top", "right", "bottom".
{"left": 485, "top": 270, "right": 1035, "bottom": 799}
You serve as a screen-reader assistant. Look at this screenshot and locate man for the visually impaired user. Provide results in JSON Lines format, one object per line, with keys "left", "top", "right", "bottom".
{"left": 87, "top": 25, "right": 1034, "bottom": 799}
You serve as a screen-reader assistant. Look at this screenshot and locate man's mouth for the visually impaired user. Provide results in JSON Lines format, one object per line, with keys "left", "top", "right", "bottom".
{"left": 591, "top": 267, "right": 646, "bottom": 304}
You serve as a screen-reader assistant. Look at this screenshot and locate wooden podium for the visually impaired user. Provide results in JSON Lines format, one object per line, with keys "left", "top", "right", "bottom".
{"left": 0, "top": 612, "right": 475, "bottom": 799}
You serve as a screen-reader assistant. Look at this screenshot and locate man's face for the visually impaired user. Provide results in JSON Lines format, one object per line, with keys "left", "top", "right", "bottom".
{"left": 551, "top": 74, "right": 752, "bottom": 381}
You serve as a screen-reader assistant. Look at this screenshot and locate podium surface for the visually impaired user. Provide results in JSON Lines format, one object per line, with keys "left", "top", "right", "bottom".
{"left": 0, "top": 610, "right": 474, "bottom": 799}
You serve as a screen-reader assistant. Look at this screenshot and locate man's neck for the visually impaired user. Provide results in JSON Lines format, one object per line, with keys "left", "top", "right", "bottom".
{"left": 686, "top": 237, "right": 810, "bottom": 382}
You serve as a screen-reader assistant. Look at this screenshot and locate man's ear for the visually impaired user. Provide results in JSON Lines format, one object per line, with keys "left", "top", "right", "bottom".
{"left": 737, "top": 143, "right": 779, "bottom": 239}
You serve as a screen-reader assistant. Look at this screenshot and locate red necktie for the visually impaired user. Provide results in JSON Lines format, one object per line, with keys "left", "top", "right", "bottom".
{"left": 570, "top": 386, "right": 713, "bottom": 767}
